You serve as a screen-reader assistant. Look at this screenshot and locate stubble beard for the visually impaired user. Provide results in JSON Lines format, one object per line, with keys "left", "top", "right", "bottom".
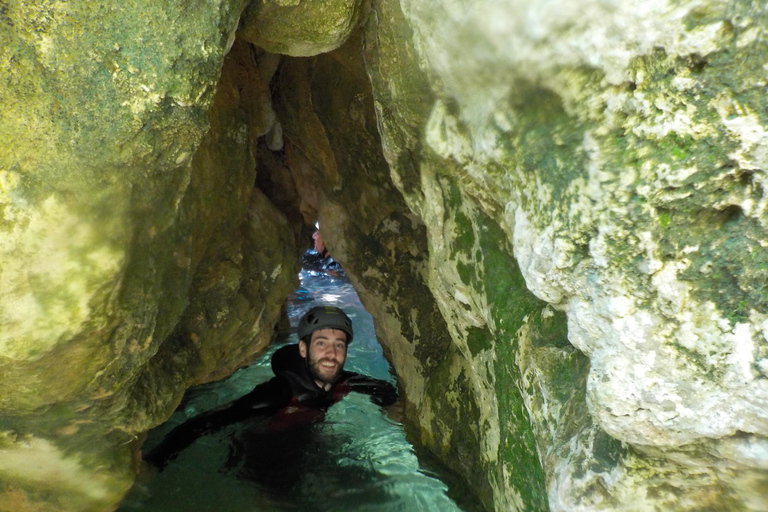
{"left": 307, "top": 354, "right": 343, "bottom": 386}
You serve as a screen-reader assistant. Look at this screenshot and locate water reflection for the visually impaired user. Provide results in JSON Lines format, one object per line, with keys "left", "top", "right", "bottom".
{"left": 119, "top": 270, "right": 465, "bottom": 512}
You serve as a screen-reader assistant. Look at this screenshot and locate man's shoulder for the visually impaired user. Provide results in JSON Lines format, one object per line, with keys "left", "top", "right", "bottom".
{"left": 236, "top": 374, "right": 293, "bottom": 408}
{"left": 271, "top": 343, "right": 304, "bottom": 375}
{"left": 336, "top": 372, "right": 399, "bottom": 407}
{"left": 338, "top": 371, "right": 386, "bottom": 384}
{"left": 338, "top": 370, "right": 361, "bottom": 382}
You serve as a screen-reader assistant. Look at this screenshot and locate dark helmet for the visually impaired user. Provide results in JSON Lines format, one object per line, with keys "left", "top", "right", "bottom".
{"left": 297, "top": 306, "right": 353, "bottom": 344}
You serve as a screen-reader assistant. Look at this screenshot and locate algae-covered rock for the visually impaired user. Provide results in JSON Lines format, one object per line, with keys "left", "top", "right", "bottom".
{"left": 391, "top": 0, "right": 768, "bottom": 447}
{"left": 360, "top": 0, "right": 768, "bottom": 509}
{"left": 267, "top": 29, "right": 561, "bottom": 511}
{"left": 238, "top": 0, "right": 370, "bottom": 57}
{"left": 0, "top": 1, "right": 299, "bottom": 509}
{"left": 0, "top": 0, "right": 249, "bottom": 411}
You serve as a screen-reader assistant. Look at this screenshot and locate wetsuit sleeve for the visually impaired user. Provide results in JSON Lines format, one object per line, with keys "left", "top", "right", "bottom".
{"left": 343, "top": 373, "right": 399, "bottom": 407}
{"left": 143, "top": 376, "right": 293, "bottom": 469}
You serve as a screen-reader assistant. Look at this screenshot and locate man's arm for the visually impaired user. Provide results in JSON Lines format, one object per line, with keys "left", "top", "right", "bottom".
{"left": 143, "top": 376, "right": 293, "bottom": 469}
{"left": 342, "top": 373, "right": 399, "bottom": 407}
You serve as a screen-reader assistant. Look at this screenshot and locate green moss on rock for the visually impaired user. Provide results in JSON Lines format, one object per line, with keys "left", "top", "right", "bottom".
{"left": 239, "top": 0, "right": 369, "bottom": 57}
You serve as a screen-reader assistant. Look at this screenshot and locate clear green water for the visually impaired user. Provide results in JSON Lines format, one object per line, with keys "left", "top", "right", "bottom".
{"left": 119, "top": 270, "right": 467, "bottom": 512}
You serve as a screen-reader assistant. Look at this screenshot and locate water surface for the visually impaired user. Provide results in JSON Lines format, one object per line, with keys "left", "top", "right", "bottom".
{"left": 119, "top": 269, "right": 467, "bottom": 512}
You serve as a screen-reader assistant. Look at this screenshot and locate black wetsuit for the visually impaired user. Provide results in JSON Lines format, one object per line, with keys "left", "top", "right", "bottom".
{"left": 301, "top": 249, "right": 343, "bottom": 273}
{"left": 144, "top": 343, "right": 398, "bottom": 469}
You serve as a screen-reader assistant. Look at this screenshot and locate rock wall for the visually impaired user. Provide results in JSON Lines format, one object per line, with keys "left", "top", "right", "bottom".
{"left": 356, "top": 0, "right": 768, "bottom": 510}
{"left": 264, "top": 0, "right": 768, "bottom": 510}
{"left": 1, "top": 0, "right": 767, "bottom": 511}
{"left": 0, "top": 2, "right": 298, "bottom": 510}
{"left": 265, "top": 35, "right": 558, "bottom": 510}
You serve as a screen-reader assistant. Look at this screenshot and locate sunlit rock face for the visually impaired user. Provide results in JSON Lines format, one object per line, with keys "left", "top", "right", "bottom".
{"left": 239, "top": 0, "right": 370, "bottom": 57}
{"left": 266, "top": 0, "right": 768, "bottom": 510}
{"left": 357, "top": 0, "right": 768, "bottom": 510}
{"left": 0, "top": 2, "right": 298, "bottom": 510}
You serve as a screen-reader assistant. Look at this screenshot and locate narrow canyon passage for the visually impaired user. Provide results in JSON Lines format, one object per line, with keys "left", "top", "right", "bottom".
{"left": 2, "top": 1, "right": 767, "bottom": 511}
{"left": 118, "top": 266, "right": 472, "bottom": 512}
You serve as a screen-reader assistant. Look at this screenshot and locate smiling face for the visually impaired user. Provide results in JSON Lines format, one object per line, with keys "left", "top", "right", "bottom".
{"left": 299, "top": 328, "right": 348, "bottom": 389}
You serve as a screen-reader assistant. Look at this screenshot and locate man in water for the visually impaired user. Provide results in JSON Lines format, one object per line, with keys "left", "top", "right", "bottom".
{"left": 144, "top": 305, "right": 398, "bottom": 469}
{"left": 302, "top": 226, "right": 342, "bottom": 274}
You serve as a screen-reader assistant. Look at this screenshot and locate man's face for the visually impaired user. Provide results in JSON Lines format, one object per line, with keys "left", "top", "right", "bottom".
{"left": 299, "top": 328, "right": 347, "bottom": 386}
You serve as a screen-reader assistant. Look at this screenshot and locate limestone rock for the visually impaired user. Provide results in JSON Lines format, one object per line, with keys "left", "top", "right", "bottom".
{"left": 269, "top": 31, "right": 560, "bottom": 511}
{"left": 0, "top": 1, "right": 298, "bottom": 509}
{"left": 1, "top": 0, "right": 249, "bottom": 409}
{"left": 361, "top": 0, "right": 768, "bottom": 510}
{"left": 238, "top": 0, "right": 370, "bottom": 57}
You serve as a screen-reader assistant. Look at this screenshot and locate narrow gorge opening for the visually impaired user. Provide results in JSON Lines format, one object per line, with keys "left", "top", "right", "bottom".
{"left": 3, "top": 1, "right": 766, "bottom": 511}
{"left": 119, "top": 261, "right": 474, "bottom": 511}
{"left": 119, "top": 34, "right": 488, "bottom": 510}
